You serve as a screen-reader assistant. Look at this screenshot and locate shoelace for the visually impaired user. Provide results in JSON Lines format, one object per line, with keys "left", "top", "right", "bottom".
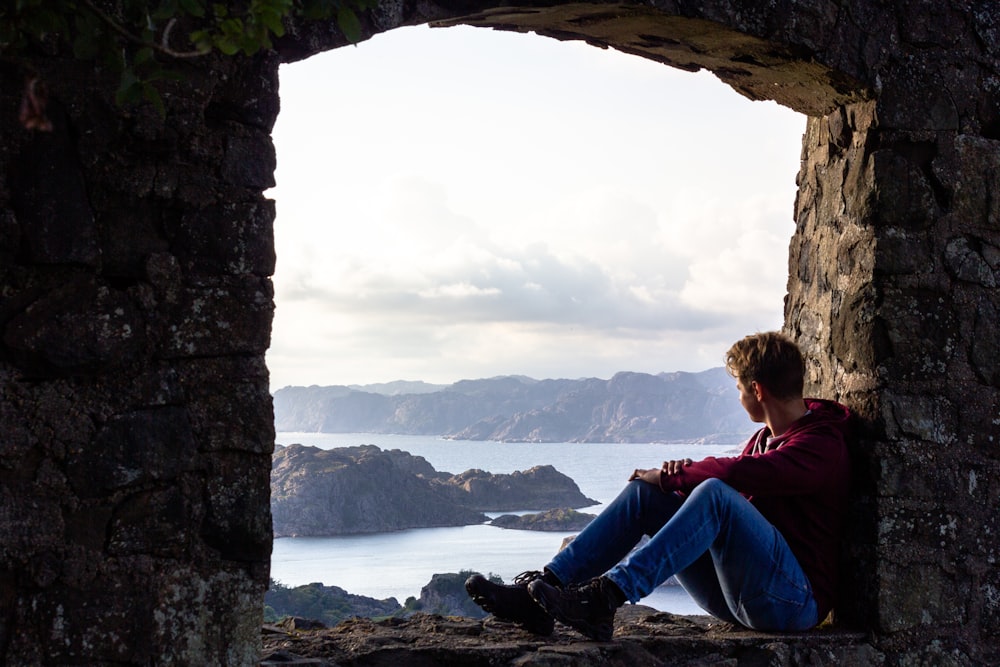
{"left": 512, "top": 570, "right": 545, "bottom": 586}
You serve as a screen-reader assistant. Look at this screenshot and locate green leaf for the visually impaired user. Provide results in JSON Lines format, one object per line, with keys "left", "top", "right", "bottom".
{"left": 216, "top": 39, "right": 240, "bottom": 55}
{"left": 142, "top": 82, "right": 166, "bottom": 118}
{"left": 134, "top": 46, "right": 155, "bottom": 66}
{"left": 151, "top": 0, "right": 179, "bottom": 21}
{"left": 336, "top": 6, "right": 361, "bottom": 43}
{"left": 115, "top": 72, "right": 143, "bottom": 107}
{"left": 260, "top": 8, "right": 285, "bottom": 37}
{"left": 178, "top": 0, "right": 205, "bottom": 18}
{"left": 300, "top": 0, "right": 333, "bottom": 20}
{"left": 188, "top": 28, "right": 211, "bottom": 50}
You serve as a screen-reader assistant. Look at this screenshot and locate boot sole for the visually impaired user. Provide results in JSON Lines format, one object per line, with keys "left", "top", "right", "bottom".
{"left": 465, "top": 574, "right": 555, "bottom": 636}
{"left": 528, "top": 580, "right": 613, "bottom": 641}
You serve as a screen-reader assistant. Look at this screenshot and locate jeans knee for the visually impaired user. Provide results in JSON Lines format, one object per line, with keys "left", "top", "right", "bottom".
{"left": 625, "top": 478, "right": 656, "bottom": 500}
{"left": 690, "top": 477, "right": 735, "bottom": 499}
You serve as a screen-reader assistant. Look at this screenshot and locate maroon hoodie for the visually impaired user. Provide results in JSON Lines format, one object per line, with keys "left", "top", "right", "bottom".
{"left": 657, "top": 398, "right": 851, "bottom": 622}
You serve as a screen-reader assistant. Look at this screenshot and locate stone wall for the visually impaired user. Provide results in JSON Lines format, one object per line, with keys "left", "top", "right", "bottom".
{"left": 0, "top": 0, "right": 998, "bottom": 664}
{"left": 0, "top": 52, "right": 280, "bottom": 663}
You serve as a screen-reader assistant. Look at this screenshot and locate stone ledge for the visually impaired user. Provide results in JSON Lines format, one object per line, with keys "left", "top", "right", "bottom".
{"left": 261, "top": 605, "right": 881, "bottom": 666}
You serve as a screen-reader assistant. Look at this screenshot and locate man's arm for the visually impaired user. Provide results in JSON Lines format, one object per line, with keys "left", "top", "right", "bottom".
{"left": 629, "top": 459, "right": 692, "bottom": 485}
{"left": 658, "top": 425, "right": 846, "bottom": 497}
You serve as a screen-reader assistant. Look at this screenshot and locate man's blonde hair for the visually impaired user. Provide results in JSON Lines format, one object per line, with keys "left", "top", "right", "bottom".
{"left": 725, "top": 332, "right": 805, "bottom": 399}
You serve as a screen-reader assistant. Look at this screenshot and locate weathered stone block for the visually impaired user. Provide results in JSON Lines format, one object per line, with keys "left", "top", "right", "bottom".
{"left": 3, "top": 277, "right": 143, "bottom": 376}
{"left": 67, "top": 407, "right": 197, "bottom": 498}
{"left": 876, "top": 560, "right": 966, "bottom": 633}
{"left": 222, "top": 125, "right": 277, "bottom": 189}
{"left": 107, "top": 487, "right": 192, "bottom": 557}
{"left": 163, "top": 278, "right": 275, "bottom": 357}
{"left": 172, "top": 199, "right": 277, "bottom": 276}
{"left": 871, "top": 150, "right": 939, "bottom": 231}
{"left": 882, "top": 392, "right": 956, "bottom": 444}
{"left": 202, "top": 452, "right": 273, "bottom": 562}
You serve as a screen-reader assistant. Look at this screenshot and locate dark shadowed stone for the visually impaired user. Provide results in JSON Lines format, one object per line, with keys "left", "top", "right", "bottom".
{"left": 2, "top": 277, "right": 142, "bottom": 375}
{"left": 971, "top": 300, "right": 1000, "bottom": 387}
{"left": 108, "top": 487, "right": 191, "bottom": 557}
{"left": 222, "top": 125, "right": 277, "bottom": 189}
{"left": 162, "top": 278, "right": 274, "bottom": 358}
{"left": 871, "top": 149, "right": 939, "bottom": 230}
{"left": 875, "top": 229, "right": 933, "bottom": 276}
{"left": 9, "top": 102, "right": 98, "bottom": 267}
{"left": 172, "top": 199, "right": 277, "bottom": 276}
{"left": 261, "top": 607, "right": 881, "bottom": 666}
{"left": 944, "top": 237, "right": 997, "bottom": 287}
{"left": 203, "top": 452, "right": 273, "bottom": 561}
{"left": 98, "top": 203, "right": 171, "bottom": 278}
{"left": 67, "top": 407, "right": 197, "bottom": 498}
{"left": 879, "top": 288, "right": 957, "bottom": 381}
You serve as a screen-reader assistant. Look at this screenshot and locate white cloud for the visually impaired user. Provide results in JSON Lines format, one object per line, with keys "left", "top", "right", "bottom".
{"left": 266, "top": 24, "right": 805, "bottom": 389}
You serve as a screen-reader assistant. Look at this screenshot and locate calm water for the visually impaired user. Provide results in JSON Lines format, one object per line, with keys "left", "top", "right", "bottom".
{"left": 271, "top": 433, "right": 742, "bottom": 615}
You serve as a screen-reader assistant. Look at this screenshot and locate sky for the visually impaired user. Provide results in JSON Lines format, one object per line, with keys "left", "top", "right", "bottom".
{"left": 265, "top": 24, "right": 806, "bottom": 391}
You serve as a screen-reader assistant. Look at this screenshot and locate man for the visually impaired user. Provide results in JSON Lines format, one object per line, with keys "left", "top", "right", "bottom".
{"left": 466, "top": 331, "right": 851, "bottom": 641}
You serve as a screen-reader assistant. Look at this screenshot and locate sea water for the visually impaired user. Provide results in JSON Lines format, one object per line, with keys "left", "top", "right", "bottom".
{"left": 270, "top": 433, "right": 743, "bottom": 615}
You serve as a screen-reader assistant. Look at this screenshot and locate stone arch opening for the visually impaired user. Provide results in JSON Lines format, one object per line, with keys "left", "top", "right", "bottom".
{"left": 277, "top": 0, "right": 879, "bottom": 628}
{"left": 2, "top": 1, "right": 998, "bottom": 665}
{"left": 266, "top": 22, "right": 806, "bottom": 612}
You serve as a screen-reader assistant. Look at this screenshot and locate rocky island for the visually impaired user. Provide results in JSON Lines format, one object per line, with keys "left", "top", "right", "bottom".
{"left": 490, "top": 508, "right": 596, "bottom": 531}
{"left": 271, "top": 444, "right": 597, "bottom": 537}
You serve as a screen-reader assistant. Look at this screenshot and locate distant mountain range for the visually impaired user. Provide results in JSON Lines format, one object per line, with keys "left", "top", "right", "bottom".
{"left": 272, "top": 368, "right": 756, "bottom": 444}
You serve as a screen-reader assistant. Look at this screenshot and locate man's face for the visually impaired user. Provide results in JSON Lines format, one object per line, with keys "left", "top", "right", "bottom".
{"left": 737, "top": 380, "right": 765, "bottom": 423}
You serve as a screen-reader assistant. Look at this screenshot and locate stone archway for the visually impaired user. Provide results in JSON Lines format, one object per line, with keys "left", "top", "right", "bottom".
{"left": 1, "top": 1, "right": 997, "bottom": 664}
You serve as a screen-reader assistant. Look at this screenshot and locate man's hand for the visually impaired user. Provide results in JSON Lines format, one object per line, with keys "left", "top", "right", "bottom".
{"left": 628, "top": 468, "right": 662, "bottom": 485}
{"left": 661, "top": 459, "right": 694, "bottom": 476}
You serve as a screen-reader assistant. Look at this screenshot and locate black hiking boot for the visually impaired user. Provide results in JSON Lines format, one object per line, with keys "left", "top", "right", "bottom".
{"left": 465, "top": 570, "right": 558, "bottom": 635}
{"left": 527, "top": 576, "right": 622, "bottom": 641}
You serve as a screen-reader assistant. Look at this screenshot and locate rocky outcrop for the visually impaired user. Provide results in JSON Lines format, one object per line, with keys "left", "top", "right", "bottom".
{"left": 271, "top": 445, "right": 595, "bottom": 536}
{"left": 490, "top": 508, "right": 596, "bottom": 531}
{"left": 271, "top": 445, "right": 486, "bottom": 536}
{"left": 265, "top": 581, "right": 402, "bottom": 627}
{"left": 431, "top": 466, "right": 596, "bottom": 512}
{"left": 404, "top": 572, "right": 491, "bottom": 618}
{"left": 260, "top": 607, "right": 880, "bottom": 667}
{"left": 264, "top": 572, "right": 491, "bottom": 628}
{"left": 273, "top": 369, "right": 755, "bottom": 443}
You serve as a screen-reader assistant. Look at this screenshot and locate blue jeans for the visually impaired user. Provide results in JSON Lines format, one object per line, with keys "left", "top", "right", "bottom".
{"left": 544, "top": 478, "right": 818, "bottom": 631}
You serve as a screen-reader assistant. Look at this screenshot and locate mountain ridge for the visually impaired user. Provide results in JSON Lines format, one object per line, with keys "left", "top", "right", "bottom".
{"left": 273, "top": 367, "right": 755, "bottom": 444}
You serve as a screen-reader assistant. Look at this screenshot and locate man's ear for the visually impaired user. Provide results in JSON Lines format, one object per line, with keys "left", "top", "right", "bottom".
{"left": 751, "top": 381, "right": 765, "bottom": 401}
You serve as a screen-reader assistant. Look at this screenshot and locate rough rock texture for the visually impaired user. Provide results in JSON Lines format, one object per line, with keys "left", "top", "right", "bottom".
{"left": 271, "top": 444, "right": 487, "bottom": 536}
{"left": 409, "top": 572, "right": 493, "bottom": 618}
{"left": 271, "top": 444, "right": 595, "bottom": 536}
{"left": 261, "top": 606, "right": 883, "bottom": 666}
{"left": 0, "top": 49, "right": 278, "bottom": 665}
{"left": 1, "top": 0, "right": 998, "bottom": 664}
